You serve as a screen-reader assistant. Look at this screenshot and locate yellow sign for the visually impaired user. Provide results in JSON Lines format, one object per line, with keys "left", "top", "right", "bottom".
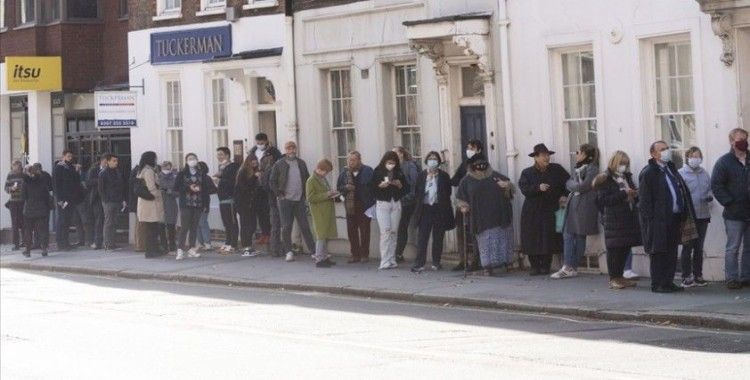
{"left": 5, "top": 56, "right": 62, "bottom": 91}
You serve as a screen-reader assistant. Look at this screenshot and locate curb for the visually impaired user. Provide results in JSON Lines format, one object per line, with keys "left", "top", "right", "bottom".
{"left": 2, "top": 261, "right": 748, "bottom": 331}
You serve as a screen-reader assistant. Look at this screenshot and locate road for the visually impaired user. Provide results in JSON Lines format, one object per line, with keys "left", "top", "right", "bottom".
{"left": 1, "top": 269, "right": 748, "bottom": 379}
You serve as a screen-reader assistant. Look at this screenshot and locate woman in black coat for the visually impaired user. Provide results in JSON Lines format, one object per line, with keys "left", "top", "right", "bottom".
{"left": 22, "top": 165, "right": 53, "bottom": 257}
{"left": 594, "top": 151, "right": 641, "bottom": 290}
{"left": 234, "top": 156, "right": 260, "bottom": 256}
{"left": 518, "top": 144, "right": 570, "bottom": 275}
{"left": 411, "top": 151, "right": 455, "bottom": 272}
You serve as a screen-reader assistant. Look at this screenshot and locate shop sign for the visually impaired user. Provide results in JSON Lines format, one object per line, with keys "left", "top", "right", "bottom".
{"left": 95, "top": 91, "right": 138, "bottom": 128}
{"left": 151, "top": 25, "right": 232, "bottom": 64}
{"left": 5, "top": 56, "right": 62, "bottom": 91}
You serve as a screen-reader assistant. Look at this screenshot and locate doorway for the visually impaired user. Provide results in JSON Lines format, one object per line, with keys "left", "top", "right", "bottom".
{"left": 460, "top": 106, "right": 487, "bottom": 158}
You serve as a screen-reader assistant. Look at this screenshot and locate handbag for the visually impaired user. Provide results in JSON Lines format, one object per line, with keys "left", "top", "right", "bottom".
{"left": 555, "top": 208, "right": 565, "bottom": 233}
{"left": 134, "top": 178, "right": 155, "bottom": 201}
{"left": 680, "top": 214, "right": 699, "bottom": 244}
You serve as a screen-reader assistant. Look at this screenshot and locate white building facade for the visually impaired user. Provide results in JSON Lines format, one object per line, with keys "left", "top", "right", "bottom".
{"left": 292, "top": 0, "right": 749, "bottom": 280}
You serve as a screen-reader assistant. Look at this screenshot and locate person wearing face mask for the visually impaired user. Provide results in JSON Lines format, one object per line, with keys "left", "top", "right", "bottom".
{"left": 214, "top": 147, "right": 240, "bottom": 254}
{"left": 269, "top": 141, "right": 316, "bottom": 262}
{"left": 677, "top": 147, "right": 712, "bottom": 288}
{"left": 247, "top": 133, "right": 282, "bottom": 247}
{"left": 337, "top": 151, "right": 375, "bottom": 263}
{"left": 370, "top": 151, "right": 409, "bottom": 270}
{"left": 157, "top": 161, "right": 178, "bottom": 254}
{"left": 53, "top": 150, "right": 85, "bottom": 251}
{"left": 552, "top": 144, "right": 601, "bottom": 280}
{"left": 639, "top": 141, "right": 694, "bottom": 293}
{"left": 306, "top": 159, "right": 339, "bottom": 268}
{"left": 392, "top": 146, "right": 420, "bottom": 263}
{"left": 411, "top": 152, "right": 456, "bottom": 272}
{"left": 5, "top": 160, "right": 25, "bottom": 251}
{"left": 174, "top": 154, "right": 213, "bottom": 260}
{"left": 593, "top": 151, "right": 641, "bottom": 289}
{"left": 21, "top": 164, "right": 53, "bottom": 257}
{"left": 519, "top": 144, "right": 571, "bottom": 276}
{"left": 711, "top": 128, "right": 750, "bottom": 290}
{"left": 450, "top": 139, "right": 484, "bottom": 272}
{"left": 456, "top": 155, "right": 515, "bottom": 276}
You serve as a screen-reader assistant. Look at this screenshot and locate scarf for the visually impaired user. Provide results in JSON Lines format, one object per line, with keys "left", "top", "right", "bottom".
{"left": 613, "top": 172, "right": 634, "bottom": 210}
{"left": 344, "top": 168, "right": 357, "bottom": 216}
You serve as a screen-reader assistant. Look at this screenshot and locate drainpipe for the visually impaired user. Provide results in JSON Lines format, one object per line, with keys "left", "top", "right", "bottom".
{"left": 497, "top": 0, "right": 518, "bottom": 180}
{"left": 284, "top": 15, "right": 299, "bottom": 145}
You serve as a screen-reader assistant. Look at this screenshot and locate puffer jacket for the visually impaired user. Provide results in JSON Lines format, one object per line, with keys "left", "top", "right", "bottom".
{"left": 595, "top": 172, "right": 642, "bottom": 249}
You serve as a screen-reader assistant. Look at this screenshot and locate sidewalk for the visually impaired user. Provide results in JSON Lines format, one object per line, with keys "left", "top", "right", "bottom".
{"left": 1, "top": 245, "right": 748, "bottom": 331}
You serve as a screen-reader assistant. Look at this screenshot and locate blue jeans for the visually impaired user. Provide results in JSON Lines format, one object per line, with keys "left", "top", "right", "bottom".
{"left": 625, "top": 250, "right": 633, "bottom": 271}
{"left": 563, "top": 232, "right": 586, "bottom": 269}
{"left": 197, "top": 211, "right": 211, "bottom": 245}
{"left": 724, "top": 219, "right": 750, "bottom": 282}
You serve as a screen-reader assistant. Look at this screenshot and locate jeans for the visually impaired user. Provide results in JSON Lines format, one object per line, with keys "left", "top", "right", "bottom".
{"left": 178, "top": 207, "right": 203, "bottom": 250}
{"left": 238, "top": 207, "right": 256, "bottom": 249}
{"left": 681, "top": 218, "right": 709, "bottom": 279}
{"left": 414, "top": 204, "right": 446, "bottom": 268}
{"left": 269, "top": 196, "right": 282, "bottom": 255}
{"left": 395, "top": 202, "right": 415, "bottom": 258}
{"left": 23, "top": 215, "right": 49, "bottom": 251}
{"left": 8, "top": 201, "right": 24, "bottom": 247}
{"left": 102, "top": 202, "right": 121, "bottom": 249}
{"left": 252, "top": 189, "right": 271, "bottom": 236}
{"left": 376, "top": 200, "right": 401, "bottom": 268}
{"left": 91, "top": 200, "right": 104, "bottom": 247}
{"left": 55, "top": 203, "right": 75, "bottom": 248}
{"left": 219, "top": 202, "right": 238, "bottom": 248}
{"left": 346, "top": 203, "right": 371, "bottom": 259}
{"left": 196, "top": 211, "right": 211, "bottom": 246}
{"left": 278, "top": 199, "right": 315, "bottom": 254}
{"left": 563, "top": 232, "right": 586, "bottom": 269}
{"left": 606, "top": 247, "right": 630, "bottom": 279}
{"left": 650, "top": 214, "right": 681, "bottom": 289}
{"left": 724, "top": 219, "right": 750, "bottom": 282}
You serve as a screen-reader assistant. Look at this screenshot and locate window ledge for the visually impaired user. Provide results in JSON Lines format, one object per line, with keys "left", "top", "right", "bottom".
{"left": 0, "top": 27, "right": 7, "bottom": 33}
{"left": 243, "top": 1, "right": 278, "bottom": 10}
{"left": 118, "top": 16, "right": 129, "bottom": 22}
{"left": 196, "top": 8, "right": 226, "bottom": 17}
{"left": 13, "top": 22, "right": 38, "bottom": 31}
{"left": 152, "top": 13, "right": 183, "bottom": 22}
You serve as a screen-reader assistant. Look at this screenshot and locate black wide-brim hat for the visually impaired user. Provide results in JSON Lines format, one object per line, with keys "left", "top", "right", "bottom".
{"left": 528, "top": 143, "right": 555, "bottom": 157}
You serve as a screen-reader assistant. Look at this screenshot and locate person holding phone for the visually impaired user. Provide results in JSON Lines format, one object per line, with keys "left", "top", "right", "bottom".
{"left": 306, "top": 159, "right": 338, "bottom": 268}
{"left": 5, "top": 160, "right": 25, "bottom": 251}
{"left": 175, "top": 153, "right": 212, "bottom": 260}
{"left": 370, "top": 151, "right": 409, "bottom": 270}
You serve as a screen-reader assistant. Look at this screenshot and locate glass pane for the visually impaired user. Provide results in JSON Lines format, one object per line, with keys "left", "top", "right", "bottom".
{"left": 678, "top": 77, "right": 693, "bottom": 112}
{"left": 407, "top": 65, "right": 418, "bottom": 95}
{"left": 581, "top": 51, "right": 594, "bottom": 84}
{"left": 654, "top": 43, "right": 669, "bottom": 79}
{"left": 330, "top": 71, "right": 341, "bottom": 99}
{"left": 342, "top": 99, "right": 352, "bottom": 123}
{"left": 582, "top": 84, "right": 596, "bottom": 118}
{"left": 406, "top": 95, "right": 417, "bottom": 125}
{"left": 395, "top": 67, "right": 406, "bottom": 96}
{"left": 660, "top": 115, "right": 683, "bottom": 150}
{"left": 67, "top": 0, "right": 98, "bottom": 19}
{"left": 213, "top": 130, "right": 228, "bottom": 150}
{"left": 402, "top": 132, "right": 412, "bottom": 156}
{"left": 258, "top": 111, "right": 277, "bottom": 147}
{"left": 677, "top": 44, "right": 692, "bottom": 76}
{"left": 668, "top": 45, "right": 677, "bottom": 77}
{"left": 561, "top": 53, "right": 580, "bottom": 86}
{"left": 341, "top": 70, "right": 351, "bottom": 98}
{"left": 461, "top": 67, "right": 476, "bottom": 97}
{"left": 331, "top": 100, "right": 342, "bottom": 128}
{"left": 655, "top": 78, "right": 665, "bottom": 114}
{"left": 336, "top": 130, "right": 347, "bottom": 158}
{"left": 669, "top": 78, "right": 678, "bottom": 113}
{"left": 346, "top": 129, "right": 356, "bottom": 151}
{"left": 587, "top": 120, "right": 598, "bottom": 148}
{"left": 257, "top": 77, "right": 275, "bottom": 104}
{"left": 412, "top": 131, "right": 421, "bottom": 159}
{"left": 396, "top": 97, "right": 407, "bottom": 126}
{"left": 563, "top": 86, "right": 580, "bottom": 119}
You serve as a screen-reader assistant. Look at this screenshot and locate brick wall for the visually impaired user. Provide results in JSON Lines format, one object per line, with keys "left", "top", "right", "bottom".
{"left": 129, "top": 0, "right": 287, "bottom": 32}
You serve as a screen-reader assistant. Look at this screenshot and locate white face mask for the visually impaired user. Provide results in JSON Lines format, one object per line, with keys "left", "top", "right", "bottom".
{"left": 385, "top": 164, "right": 396, "bottom": 171}
{"left": 617, "top": 165, "right": 628, "bottom": 174}
{"left": 187, "top": 160, "right": 198, "bottom": 168}
{"left": 352, "top": 171, "right": 359, "bottom": 177}
{"left": 659, "top": 149, "right": 672, "bottom": 163}
{"left": 466, "top": 150, "right": 476, "bottom": 159}
{"left": 162, "top": 169, "right": 172, "bottom": 175}
{"left": 427, "top": 159, "right": 439, "bottom": 169}
{"left": 687, "top": 157, "right": 702, "bottom": 169}
{"left": 256, "top": 144, "right": 266, "bottom": 151}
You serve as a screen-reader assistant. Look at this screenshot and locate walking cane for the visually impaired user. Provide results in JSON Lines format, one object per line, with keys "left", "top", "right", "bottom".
{"left": 462, "top": 210, "right": 469, "bottom": 279}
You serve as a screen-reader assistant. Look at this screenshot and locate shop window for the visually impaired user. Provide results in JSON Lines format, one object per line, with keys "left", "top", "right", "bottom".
{"left": 393, "top": 64, "right": 420, "bottom": 160}
{"left": 41, "top": 0, "right": 60, "bottom": 23}
{"left": 560, "top": 49, "right": 598, "bottom": 167}
{"left": 10, "top": 96, "right": 28, "bottom": 164}
{"left": 211, "top": 78, "right": 229, "bottom": 155}
{"left": 18, "top": 0, "right": 35, "bottom": 24}
{"left": 654, "top": 41, "right": 694, "bottom": 169}
{"left": 166, "top": 80, "right": 184, "bottom": 167}
{"left": 329, "top": 69, "right": 355, "bottom": 171}
{"left": 67, "top": 0, "right": 98, "bottom": 19}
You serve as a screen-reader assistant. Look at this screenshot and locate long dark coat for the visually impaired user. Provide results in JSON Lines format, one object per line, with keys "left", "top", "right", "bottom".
{"left": 519, "top": 163, "right": 570, "bottom": 256}
{"left": 594, "top": 172, "right": 642, "bottom": 249}
{"left": 563, "top": 164, "right": 600, "bottom": 235}
{"left": 413, "top": 169, "right": 455, "bottom": 231}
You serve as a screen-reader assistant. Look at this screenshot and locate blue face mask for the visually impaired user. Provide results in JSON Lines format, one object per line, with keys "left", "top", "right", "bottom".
{"left": 427, "top": 159, "right": 439, "bottom": 169}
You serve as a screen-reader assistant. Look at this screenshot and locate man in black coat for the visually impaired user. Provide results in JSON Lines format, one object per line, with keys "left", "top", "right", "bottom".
{"left": 99, "top": 154, "right": 127, "bottom": 251}
{"left": 639, "top": 141, "right": 692, "bottom": 293}
{"left": 247, "top": 133, "right": 283, "bottom": 247}
{"left": 53, "top": 150, "right": 84, "bottom": 250}
{"left": 214, "top": 147, "right": 241, "bottom": 252}
{"left": 86, "top": 155, "right": 108, "bottom": 249}
{"left": 22, "top": 164, "right": 53, "bottom": 257}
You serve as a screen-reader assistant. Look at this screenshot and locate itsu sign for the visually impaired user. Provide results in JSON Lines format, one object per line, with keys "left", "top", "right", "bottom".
{"left": 95, "top": 91, "right": 138, "bottom": 128}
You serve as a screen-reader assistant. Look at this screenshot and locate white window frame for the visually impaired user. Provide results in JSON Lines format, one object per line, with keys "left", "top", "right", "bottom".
{"left": 1, "top": 0, "right": 6, "bottom": 29}
{"left": 18, "top": 0, "right": 36, "bottom": 25}
{"left": 210, "top": 77, "right": 229, "bottom": 163}
{"left": 197, "top": 0, "right": 225, "bottom": 16}
{"left": 154, "top": 0, "right": 181, "bottom": 20}
{"left": 243, "top": 0, "right": 278, "bottom": 10}
{"left": 328, "top": 68, "right": 356, "bottom": 172}
{"left": 164, "top": 78, "right": 184, "bottom": 168}
{"left": 392, "top": 63, "right": 421, "bottom": 160}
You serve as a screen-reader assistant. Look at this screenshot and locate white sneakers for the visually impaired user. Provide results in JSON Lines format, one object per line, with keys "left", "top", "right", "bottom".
{"left": 285, "top": 251, "right": 295, "bottom": 262}
{"left": 623, "top": 270, "right": 640, "bottom": 280}
{"left": 551, "top": 267, "right": 578, "bottom": 279}
{"left": 218, "top": 245, "right": 235, "bottom": 255}
{"left": 379, "top": 262, "right": 398, "bottom": 270}
{"left": 241, "top": 248, "right": 262, "bottom": 258}
{"left": 202, "top": 243, "right": 213, "bottom": 251}
{"left": 176, "top": 248, "right": 201, "bottom": 260}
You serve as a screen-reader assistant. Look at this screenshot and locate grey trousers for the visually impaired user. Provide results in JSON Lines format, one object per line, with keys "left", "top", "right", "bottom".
{"left": 278, "top": 199, "right": 315, "bottom": 254}
{"left": 178, "top": 207, "right": 203, "bottom": 250}
{"left": 102, "top": 202, "right": 121, "bottom": 248}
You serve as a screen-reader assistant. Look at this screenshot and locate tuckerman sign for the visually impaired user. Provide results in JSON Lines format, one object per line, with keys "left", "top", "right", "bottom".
{"left": 150, "top": 25, "right": 232, "bottom": 65}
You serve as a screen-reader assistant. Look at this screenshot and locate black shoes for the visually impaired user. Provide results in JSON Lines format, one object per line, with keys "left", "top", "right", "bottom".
{"left": 652, "top": 283, "right": 685, "bottom": 293}
{"left": 396, "top": 254, "right": 405, "bottom": 263}
{"left": 22, "top": 251, "right": 31, "bottom": 258}
{"left": 452, "top": 263, "right": 465, "bottom": 271}
{"left": 727, "top": 280, "right": 742, "bottom": 290}
{"left": 316, "top": 258, "right": 335, "bottom": 268}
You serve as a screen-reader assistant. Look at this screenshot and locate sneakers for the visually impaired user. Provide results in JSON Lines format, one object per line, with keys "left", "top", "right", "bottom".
{"left": 285, "top": 251, "right": 295, "bottom": 262}
{"left": 623, "top": 270, "right": 640, "bottom": 280}
{"left": 187, "top": 248, "right": 201, "bottom": 258}
{"left": 550, "top": 267, "right": 578, "bottom": 280}
{"left": 411, "top": 266, "right": 424, "bottom": 273}
{"left": 379, "top": 262, "right": 398, "bottom": 270}
{"left": 202, "top": 243, "right": 213, "bottom": 251}
{"left": 694, "top": 277, "right": 708, "bottom": 287}
{"left": 316, "top": 259, "right": 334, "bottom": 268}
{"left": 727, "top": 280, "right": 742, "bottom": 290}
{"left": 218, "top": 245, "right": 235, "bottom": 255}
{"left": 681, "top": 277, "right": 696, "bottom": 288}
{"left": 609, "top": 278, "right": 630, "bottom": 290}
{"left": 431, "top": 264, "right": 442, "bottom": 271}
{"left": 241, "top": 248, "right": 262, "bottom": 258}
{"left": 176, "top": 249, "right": 186, "bottom": 261}
{"left": 41, "top": 250, "right": 48, "bottom": 257}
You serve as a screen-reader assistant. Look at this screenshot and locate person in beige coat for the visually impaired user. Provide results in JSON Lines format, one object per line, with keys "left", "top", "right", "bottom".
{"left": 136, "top": 151, "right": 165, "bottom": 258}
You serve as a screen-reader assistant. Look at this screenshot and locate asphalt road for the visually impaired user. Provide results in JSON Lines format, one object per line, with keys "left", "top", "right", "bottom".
{"left": 1, "top": 269, "right": 748, "bottom": 380}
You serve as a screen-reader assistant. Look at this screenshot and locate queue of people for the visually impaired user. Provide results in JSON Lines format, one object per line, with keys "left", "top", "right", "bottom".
{"left": 4, "top": 129, "right": 748, "bottom": 292}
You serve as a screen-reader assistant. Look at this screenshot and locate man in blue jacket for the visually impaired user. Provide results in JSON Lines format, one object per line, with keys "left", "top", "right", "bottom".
{"left": 712, "top": 128, "right": 750, "bottom": 290}
{"left": 337, "top": 151, "right": 375, "bottom": 263}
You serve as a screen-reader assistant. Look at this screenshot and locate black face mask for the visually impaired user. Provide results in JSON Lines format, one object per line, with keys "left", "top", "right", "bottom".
{"left": 471, "top": 163, "right": 489, "bottom": 172}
